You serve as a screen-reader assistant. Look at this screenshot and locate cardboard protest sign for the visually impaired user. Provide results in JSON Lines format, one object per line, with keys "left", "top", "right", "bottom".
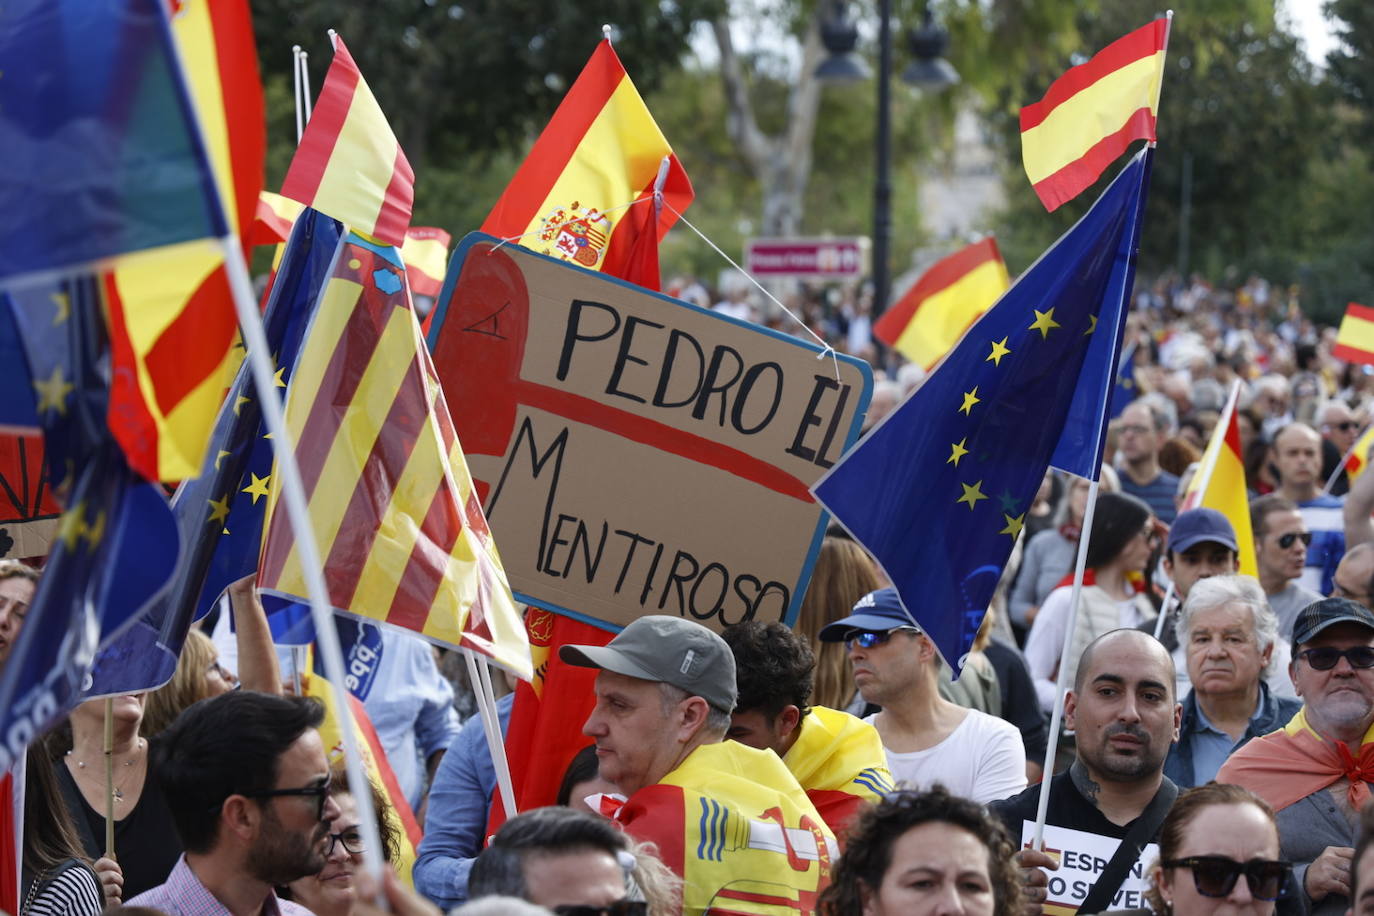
{"left": 426, "top": 234, "right": 871, "bottom": 632}
{"left": 0, "top": 433, "right": 61, "bottom": 560}
{"left": 1019, "top": 822, "right": 1158, "bottom": 915}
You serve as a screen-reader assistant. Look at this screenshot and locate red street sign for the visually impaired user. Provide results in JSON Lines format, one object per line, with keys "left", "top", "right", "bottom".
{"left": 744, "top": 237, "right": 869, "bottom": 278}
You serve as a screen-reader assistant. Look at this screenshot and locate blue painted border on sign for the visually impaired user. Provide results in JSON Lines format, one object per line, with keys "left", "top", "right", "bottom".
{"left": 427, "top": 231, "right": 874, "bottom": 634}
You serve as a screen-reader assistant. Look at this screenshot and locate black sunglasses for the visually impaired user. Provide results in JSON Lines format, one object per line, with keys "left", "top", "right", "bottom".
{"left": 1297, "top": 646, "right": 1374, "bottom": 670}
{"left": 243, "top": 778, "right": 331, "bottom": 820}
{"left": 552, "top": 903, "right": 648, "bottom": 916}
{"left": 1162, "top": 856, "right": 1291, "bottom": 901}
{"left": 324, "top": 828, "right": 364, "bottom": 857}
{"left": 1328, "top": 421, "right": 1359, "bottom": 432}
{"left": 845, "top": 626, "right": 920, "bottom": 650}
{"left": 1276, "top": 531, "right": 1313, "bottom": 550}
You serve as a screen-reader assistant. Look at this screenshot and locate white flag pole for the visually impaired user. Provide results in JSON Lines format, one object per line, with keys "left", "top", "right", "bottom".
{"left": 464, "top": 651, "right": 517, "bottom": 818}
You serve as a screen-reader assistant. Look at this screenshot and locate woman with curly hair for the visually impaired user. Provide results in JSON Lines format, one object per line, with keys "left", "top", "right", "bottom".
{"left": 818, "top": 786, "right": 1020, "bottom": 916}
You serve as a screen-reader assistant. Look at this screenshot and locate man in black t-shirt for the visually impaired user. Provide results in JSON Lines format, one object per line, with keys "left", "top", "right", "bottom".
{"left": 990, "top": 629, "right": 1181, "bottom": 915}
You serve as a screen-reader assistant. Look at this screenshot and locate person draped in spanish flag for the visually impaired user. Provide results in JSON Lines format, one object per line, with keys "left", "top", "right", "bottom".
{"left": 561, "top": 616, "right": 837, "bottom": 914}
{"left": 1218, "top": 597, "right": 1374, "bottom": 916}
{"left": 720, "top": 621, "right": 892, "bottom": 843}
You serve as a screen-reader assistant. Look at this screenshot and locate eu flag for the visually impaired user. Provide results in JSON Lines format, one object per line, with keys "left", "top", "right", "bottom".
{"left": 813, "top": 148, "right": 1152, "bottom": 669}
{"left": 0, "top": 278, "right": 178, "bottom": 768}
{"left": 0, "top": 0, "right": 227, "bottom": 284}
{"left": 84, "top": 209, "right": 341, "bottom": 697}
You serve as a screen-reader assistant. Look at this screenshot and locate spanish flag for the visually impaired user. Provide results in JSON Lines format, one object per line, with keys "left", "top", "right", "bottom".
{"left": 280, "top": 36, "right": 414, "bottom": 247}
{"left": 1020, "top": 19, "right": 1169, "bottom": 212}
{"left": 400, "top": 228, "right": 452, "bottom": 298}
{"left": 1334, "top": 303, "right": 1374, "bottom": 367}
{"left": 103, "top": 0, "right": 265, "bottom": 482}
{"left": 480, "top": 39, "right": 692, "bottom": 287}
{"left": 873, "top": 237, "right": 1009, "bottom": 370}
{"left": 1344, "top": 424, "right": 1374, "bottom": 484}
{"left": 258, "top": 232, "right": 531, "bottom": 680}
{"left": 1180, "top": 381, "right": 1257, "bottom": 577}
{"left": 249, "top": 191, "right": 306, "bottom": 247}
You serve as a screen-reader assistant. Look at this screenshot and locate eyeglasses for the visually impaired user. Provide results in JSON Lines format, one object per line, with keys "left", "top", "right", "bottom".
{"left": 243, "top": 778, "right": 331, "bottom": 820}
{"left": 206, "top": 659, "right": 236, "bottom": 682}
{"left": 1326, "top": 421, "right": 1359, "bottom": 432}
{"left": 324, "top": 828, "right": 364, "bottom": 857}
{"left": 1275, "top": 531, "right": 1313, "bottom": 550}
{"left": 1296, "top": 646, "right": 1374, "bottom": 670}
{"left": 844, "top": 627, "right": 920, "bottom": 650}
{"left": 1141, "top": 525, "right": 1161, "bottom": 549}
{"left": 1161, "top": 856, "right": 1291, "bottom": 901}
{"left": 552, "top": 903, "right": 648, "bottom": 916}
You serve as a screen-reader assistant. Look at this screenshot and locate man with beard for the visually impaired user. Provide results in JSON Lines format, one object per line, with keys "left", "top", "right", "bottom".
{"left": 991, "top": 629, "right": 1181, "bottom": 916}
{"left": 1219, "top": 597, "right": 1374, "bottom": 916}
{"left": 128, "top": 691, "right": 340, "bottom": 916}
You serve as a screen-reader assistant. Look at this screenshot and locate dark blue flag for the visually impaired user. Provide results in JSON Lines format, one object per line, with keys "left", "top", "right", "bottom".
{"left": 0, "top": 278, "right": 178, "bottom": 767}
{"left": 0, "top": 0, "right": 226, "bottom": 283}
{"left": 84, "top": 210, "right": 342, "bottom": 697}
{"left": 1108, "top": 341, "right": 1139, "bottom": 420}
{"left": 0, "top": 299, "right": 39, "bottom": 433}
{"left": 813, "top": 148, "right": 1152, "bottom": 669}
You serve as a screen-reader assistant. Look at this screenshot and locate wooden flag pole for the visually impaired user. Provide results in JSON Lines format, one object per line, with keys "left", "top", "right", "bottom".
{"left": 103, "top": 698, "right": 115, "bottom": 857}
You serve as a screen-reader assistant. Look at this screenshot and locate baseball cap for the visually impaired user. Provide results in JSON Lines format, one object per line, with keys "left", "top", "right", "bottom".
{"left": 1167, "top": 507, "right": 1239, "bottom": 555}
{"left": 1291, "top": 597, "right": 1374, "bottom": 649}
{"left": 559, "top": 615, "right": 737, "bottom": 713}
{"left": 817, "top": 588, "right": 923, "bottom": 642}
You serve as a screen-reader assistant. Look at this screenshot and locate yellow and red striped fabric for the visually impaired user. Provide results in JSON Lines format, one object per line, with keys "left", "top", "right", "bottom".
{"left": 400, "top": 228, "right": 452, "bottom": 297}
{"left": 1020, "top": 19, "right": 1168, "bottom": 212}
{"left": 1344, "top": 424, "right": 1374, "bottom": 483}
{"left": 1335, "top": 303, "right": 1374, "bottom": 366}
{"left": 280, "top": 37, "right": 414, "bottom": 247}
{"left": 873, "top": 237, "right": 1009, "bottom": 370}
{"left": 1180, "top": 381, "right": 1257, "bottom": 577}
{"left": 480, "top": 39, "right": 692, "bottom": 287}
{"left": 258, "top": 233, "right": 531, "bottom": 680}
{"left": 104, "top": 0, "right": 264, "bottom": 481}
{"left": 249, "top": 191, "right": 306, "bottom": 247}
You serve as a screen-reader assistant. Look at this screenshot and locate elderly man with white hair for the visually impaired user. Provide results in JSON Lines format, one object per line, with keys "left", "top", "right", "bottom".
{"left": 1162, "top": 575, "right": 1302, "bottom": 788}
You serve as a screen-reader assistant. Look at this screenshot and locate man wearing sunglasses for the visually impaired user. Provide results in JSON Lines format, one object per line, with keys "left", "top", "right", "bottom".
{"left": 127, "top": 691, "right": 340, "bottom": 916}
{"left": 818, "top": 588, "right": 1027, "bottom": 805}
{"left": 1272, "top": 423, "right": 1346, "bottom": 597}
{"left": 1251, "top": 495, "right": 1324, "bottom": 642}
{"left": 1219, "top": 597, "right": 1374, "bottom": 916}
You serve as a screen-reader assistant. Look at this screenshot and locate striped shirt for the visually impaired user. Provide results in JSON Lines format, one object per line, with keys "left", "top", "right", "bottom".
{"left": 127, "top": 855, "right": 313, "bottom": 916}
{"left": 22, "top": 860, "right": 102, "bottom": 916}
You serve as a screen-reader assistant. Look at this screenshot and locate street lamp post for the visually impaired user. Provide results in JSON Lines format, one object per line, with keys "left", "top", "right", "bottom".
{"left": 818, "top": 0, "right": 958, "bottom": 322}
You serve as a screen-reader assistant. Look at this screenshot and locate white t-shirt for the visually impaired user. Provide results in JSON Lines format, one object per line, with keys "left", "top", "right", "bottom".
{"left": 865, "top": 708, "right": 1028, "bottom": 804}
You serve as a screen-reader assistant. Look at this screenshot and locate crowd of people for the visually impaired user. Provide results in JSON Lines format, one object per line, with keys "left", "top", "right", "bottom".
{"left": 12, "top": 267, "right": 1374, "bottom": 916}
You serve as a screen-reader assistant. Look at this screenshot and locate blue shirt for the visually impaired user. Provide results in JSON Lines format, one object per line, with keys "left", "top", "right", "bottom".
{"left": 1189, "top": 697, "right": 1265, "bottom": 787}
{"left": 360, "top": 630, "right": 461, "bottom": 810}
{"left": 413, "top": 692, "right": 511, "bottom": 910}
{"left": 1298, "top": 494, "right": 1345, "bottom": 596}
{"left": 1121, "top": 470, "right": 1179, "bottom": 523}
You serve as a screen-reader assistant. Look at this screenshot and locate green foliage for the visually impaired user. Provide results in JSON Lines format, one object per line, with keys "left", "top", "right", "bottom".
{"left": 251, "top": 0, "right": 720, "bottom": 238}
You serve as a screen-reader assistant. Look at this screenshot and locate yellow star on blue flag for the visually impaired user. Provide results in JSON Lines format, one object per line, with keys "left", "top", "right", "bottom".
{"left": 812, "top": 148, "right": 1152, "bottom": 670}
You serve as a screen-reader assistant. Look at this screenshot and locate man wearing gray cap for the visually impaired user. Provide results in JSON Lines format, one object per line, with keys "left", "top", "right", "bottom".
{"left": 561, "top": 615, "right": 836, "bottom": 913}
{"left": 1219, "top": 597, "right": 1374, "bottom": 916}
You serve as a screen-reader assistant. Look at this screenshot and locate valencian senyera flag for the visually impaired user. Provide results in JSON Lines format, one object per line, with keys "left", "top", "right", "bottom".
{"left": 1021, "top": 18, "right": 1168, "bottom": 212}
{"left": 813, "top": 148, "right": 1153, "bottom": 670}
{"left": 280, "top": 36, "right": 414, "bottom": 246}
{"left": 1180, "top": 382, "right": 1258, "bottom": 578}
{"left": 873, "top": 237, "right": 1010, "bottom": 371}
{"left": 479, "top": 39, "right": 692, "bottom": 286}
{"left": 257, "top": 232, "right": 531, "bottom": 679}
{"left": 0, "top": 278, "right": 178, "bottom": 770}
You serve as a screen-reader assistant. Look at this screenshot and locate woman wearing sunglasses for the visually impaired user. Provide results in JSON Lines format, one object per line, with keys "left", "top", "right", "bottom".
{"left": 283, "top": 768, "right": 401, "bottom": 916}
{"left": 1141, "top": 783, "right": 1292, "bottom": 916}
